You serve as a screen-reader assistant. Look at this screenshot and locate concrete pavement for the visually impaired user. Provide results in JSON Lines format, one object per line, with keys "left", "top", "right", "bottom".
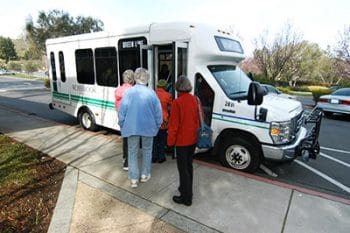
{"left": 1, "top": 104, "right": 350, "bottom": 233}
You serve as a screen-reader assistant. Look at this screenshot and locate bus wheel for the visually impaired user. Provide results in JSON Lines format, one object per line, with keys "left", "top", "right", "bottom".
{"left": 219, "top": 137, "right": 261, "bottom": 173}
{"left": 79, "top": 109, "right": 99, "bottom": 132}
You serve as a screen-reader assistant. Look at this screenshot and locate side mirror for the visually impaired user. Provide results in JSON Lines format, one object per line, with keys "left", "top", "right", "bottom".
{"left": 248, "top": 82, "right": 264, "bottom": 105}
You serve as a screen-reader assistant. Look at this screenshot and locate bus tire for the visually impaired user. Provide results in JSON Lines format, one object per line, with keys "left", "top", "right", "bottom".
{"left": 78, "top": 109, "right": 99, "bottom": 132}
{"left": 219, "top": 136, "right": 261, "bottom": 173}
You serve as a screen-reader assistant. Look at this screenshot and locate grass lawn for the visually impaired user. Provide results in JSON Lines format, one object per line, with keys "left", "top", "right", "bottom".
{"left": 0, "top": 134, "right": 66, "bottom": 232}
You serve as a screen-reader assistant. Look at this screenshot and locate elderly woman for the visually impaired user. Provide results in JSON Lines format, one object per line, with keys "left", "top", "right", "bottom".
{"left": 115, "top": 69, "right": 135, "bottom": 171}
{"left": 167, "top": 75, "right": 200, "bottom": 206}
{"left": 118, "top": 68, "right": 162, "bottom": 188}
{"left": 152, "top": 79, "right": 173, "bottom": 163}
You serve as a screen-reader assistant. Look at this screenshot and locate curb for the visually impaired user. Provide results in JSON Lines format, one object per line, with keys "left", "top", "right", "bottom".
{"left": 48, "top": 166, "right": 78, "bottom": 233}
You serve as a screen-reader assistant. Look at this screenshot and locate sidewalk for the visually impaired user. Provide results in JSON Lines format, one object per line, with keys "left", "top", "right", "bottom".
{"left": 1, "top": 105, "right": 349, "bottom": 233}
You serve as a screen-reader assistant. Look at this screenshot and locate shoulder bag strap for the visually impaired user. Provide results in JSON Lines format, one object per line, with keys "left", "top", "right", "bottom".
{"left": 196, "top": 97, "right": 204, "bottom": 128}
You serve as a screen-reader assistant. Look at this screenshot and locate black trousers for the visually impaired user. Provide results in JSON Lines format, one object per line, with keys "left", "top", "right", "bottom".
{"left": 176, "top": 144, "right": 196, "bottom": 201}
{"left": 122, "top": 137, "right": 128, "bottom": 160}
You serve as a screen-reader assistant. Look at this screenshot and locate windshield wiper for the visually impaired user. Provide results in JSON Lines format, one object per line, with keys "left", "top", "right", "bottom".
{"left": 229, "top": 91, "right": 246, "bottom": 96}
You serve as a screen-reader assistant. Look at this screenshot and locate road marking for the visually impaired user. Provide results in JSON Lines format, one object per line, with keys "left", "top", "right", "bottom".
{"left": 259, "top": 164, "right": 278, "bottom": 177}
{"left": 321, "top": 146, "right": 350, "bottom": 154}
{"left": 320, "top": 152, "right": 350, "bottom": 168}
{"left": 294, "top": 160, "right": 350, "bottom": 194}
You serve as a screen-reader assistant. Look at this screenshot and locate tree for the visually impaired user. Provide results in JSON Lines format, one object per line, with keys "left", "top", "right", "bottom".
{"left": 0, "top": 37, "right": 17, "bottom": 63}
{"left": 333, "top": 26, "right": 350, "bottom": 82}
{"left": 25, "top": 9, "right": 104, "bottom": 57}
{"left": 283, "top": 42, "right": 326, "bottom": 86}
{"left": 253, "top": 23, "right": 304, "bottom": 85}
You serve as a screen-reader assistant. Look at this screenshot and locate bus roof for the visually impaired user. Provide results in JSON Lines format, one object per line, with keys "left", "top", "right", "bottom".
{"left": 45, "top": 22, "right": 245, "bottom": 62}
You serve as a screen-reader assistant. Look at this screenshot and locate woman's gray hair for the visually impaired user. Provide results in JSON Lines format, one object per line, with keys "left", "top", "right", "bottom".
{"left": 134, "top": 67, "right": 149, "bottom": 85}
{"left": 122, "top": 69, "right": 135, "bottom": 85}
{"left": 175, "top": 75, "right": 192, "bottom": 92}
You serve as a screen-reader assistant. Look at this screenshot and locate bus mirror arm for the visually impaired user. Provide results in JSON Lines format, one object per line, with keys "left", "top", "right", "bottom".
{"left": 255, "top": 107, "right": 267, "bottom": 122}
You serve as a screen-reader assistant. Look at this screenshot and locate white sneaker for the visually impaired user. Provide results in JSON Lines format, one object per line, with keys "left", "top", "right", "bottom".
{"left": 140, "top": 174, "right": 151, "bottom": 183}
{"left": 130, "top": 179, "right": 138, "bottom": 188}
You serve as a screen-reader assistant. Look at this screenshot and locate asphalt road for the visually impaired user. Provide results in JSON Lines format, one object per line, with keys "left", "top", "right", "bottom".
{"left": 0, "top": 76, "right": 349, "bottom": 200}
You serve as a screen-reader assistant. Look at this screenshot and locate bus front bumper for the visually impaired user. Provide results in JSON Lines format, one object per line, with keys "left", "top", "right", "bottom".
{"left": 262, "top": 108, "right": 323, "bottom": 161}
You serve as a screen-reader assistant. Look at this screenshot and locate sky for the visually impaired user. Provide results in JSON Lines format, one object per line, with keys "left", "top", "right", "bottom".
{"left": 0, "top": 0, "right": 349, "bottom": 54}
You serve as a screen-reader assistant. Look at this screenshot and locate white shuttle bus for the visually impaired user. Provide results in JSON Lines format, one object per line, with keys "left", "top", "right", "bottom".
{"left": 46, "top": 22, "right": 322, "bottom": 172}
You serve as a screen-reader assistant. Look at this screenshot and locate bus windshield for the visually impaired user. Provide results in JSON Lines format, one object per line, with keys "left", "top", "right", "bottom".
{"left": 208, "top": 65, "right": 251, "bottom": 100}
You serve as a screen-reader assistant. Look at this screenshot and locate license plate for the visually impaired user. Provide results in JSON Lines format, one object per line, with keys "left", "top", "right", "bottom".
{"left": 330, "top": 99, "right": 339, "bottom": 104}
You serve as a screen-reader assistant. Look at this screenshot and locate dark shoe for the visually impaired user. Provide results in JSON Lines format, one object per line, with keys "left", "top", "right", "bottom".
{"left": 123, "top": 159, "right": 128, "bottom": 171}
{"left": 172, "top": 195, "right": 184, "bottom": 204}
{"left": 172, "top": 196, "right": 192, "bottom": 206}
{"left": 158, "top": 158, "right": 166, "bottom": 163}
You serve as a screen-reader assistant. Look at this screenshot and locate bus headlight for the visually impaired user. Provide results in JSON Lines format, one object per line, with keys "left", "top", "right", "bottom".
{"left": 270, "top": 121, "right": 293, "bottom": 145}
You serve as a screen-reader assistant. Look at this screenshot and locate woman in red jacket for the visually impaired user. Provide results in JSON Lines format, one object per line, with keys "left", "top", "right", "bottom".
{"left": 167, "top": 76, "right": 200, "bottom": 206}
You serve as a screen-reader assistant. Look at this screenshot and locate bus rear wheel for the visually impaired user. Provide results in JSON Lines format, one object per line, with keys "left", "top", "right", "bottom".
{"left": 78, "top": 109, "right": 99, "bottom": 132}
{"left": 219, "top": 137, "right": 261, "bottom": 173}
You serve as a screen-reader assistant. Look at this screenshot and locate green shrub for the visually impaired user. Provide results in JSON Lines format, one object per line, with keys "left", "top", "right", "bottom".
{"left": 252, "top": 74, "right": 275, "bottom": 85}
{"left": 290, "top": 86, "right": 311, "bottom": 92}
{"left": 23, "top": 61, "right": 38, "bottom": 73}
{"left": 7, "top": 61, "right": 22, "bottom": 71}
{"left": 44, "top": 78, "right": 50, "bottom": 88}
{"left": 309, "top": 86, "right": 332, "bottom": 103}
{"left": 277, "top": 87, "right": 292, "bottom": 94}
{"left": 0, "top": 59, "right": 6, "bottom": 69}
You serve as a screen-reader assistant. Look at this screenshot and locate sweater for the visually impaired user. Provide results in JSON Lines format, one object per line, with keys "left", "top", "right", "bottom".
{"left": 167, "top": 93, "right": 200, "bottom": 146}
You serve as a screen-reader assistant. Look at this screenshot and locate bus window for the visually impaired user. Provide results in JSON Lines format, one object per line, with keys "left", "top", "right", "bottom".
{"left": 75, "top": 49, "right": 95, "bottom": 85}
{"left": 195, "top": 73, "right": 214, "bottom": 126}
{"left": 177, "top": 47, "right": 187, "bottom": 77}
{"left": 58, "top": 51, "right": 66, "bottom": 82}
{"left": 118, "top": 37, "right": 147, "bottom": 84}
{"left": 50, "top": 52, "right": 57, "bottom": 81}
{"left": 158, "top": 45, "right": 173, "bottom": 93}
{"left": 95, "top": 47, "right": 118, "bottom": 87}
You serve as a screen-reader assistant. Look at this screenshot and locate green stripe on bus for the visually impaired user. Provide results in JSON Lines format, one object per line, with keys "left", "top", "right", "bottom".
{"left": 52, "top": 91, "right": 115, "bottom": 110}
{"left": 212, "top": 117, "right": 270, "bottom": 129}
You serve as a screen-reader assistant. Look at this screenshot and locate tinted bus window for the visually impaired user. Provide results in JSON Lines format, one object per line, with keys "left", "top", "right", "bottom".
{"left": 215, "top": 36, "right": 243, "bottom": 54}
{"left": 59, "top": 51, "right": 66, "bottom": 82}
{"left": 118, "top": 37, "right": 147, "bottom": 84}
{"left": 50, "top": 52, "right": 57, "bottom": 81}
{"left": 75, "top": 49, "right": 94, "bottom": 85}
{"left": 95, "top": 47, "right": 118, "bottom": 87}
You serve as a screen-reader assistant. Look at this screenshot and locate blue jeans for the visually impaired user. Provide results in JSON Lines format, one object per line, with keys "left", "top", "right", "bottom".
{"left": 128, "top": 135, "right": 153, "bottom": 180}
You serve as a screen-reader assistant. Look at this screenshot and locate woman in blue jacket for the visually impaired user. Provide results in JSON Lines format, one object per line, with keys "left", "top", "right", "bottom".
{"left": 118, "top": 68, "right": 162, "bottom": 188}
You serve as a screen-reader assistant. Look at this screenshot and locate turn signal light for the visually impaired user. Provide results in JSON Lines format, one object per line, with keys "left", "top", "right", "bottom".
{"left": 271, "top": 128, "right": 281, "bottom": 135}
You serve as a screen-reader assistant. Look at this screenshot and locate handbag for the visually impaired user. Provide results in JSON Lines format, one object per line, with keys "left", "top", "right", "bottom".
{"left": 196, "top": 97, "right": 213, "bottom": 149}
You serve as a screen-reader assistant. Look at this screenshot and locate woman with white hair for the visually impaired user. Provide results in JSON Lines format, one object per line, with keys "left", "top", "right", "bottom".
{"left": 167, "top": 75, "right": 200, "bottom": 206}
{"left": 118, "top": 68, "right": 163, "bottom": 188}
{"left": 115, "top": 69, "right": 135, "bottom": 171}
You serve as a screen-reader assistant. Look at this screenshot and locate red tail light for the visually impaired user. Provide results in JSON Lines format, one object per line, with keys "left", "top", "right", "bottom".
{"left": 340, "top": 100, "right": 350, "bottom": 105}
{"left": 319, "top": 98, "right": 328, "bottom": 103}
